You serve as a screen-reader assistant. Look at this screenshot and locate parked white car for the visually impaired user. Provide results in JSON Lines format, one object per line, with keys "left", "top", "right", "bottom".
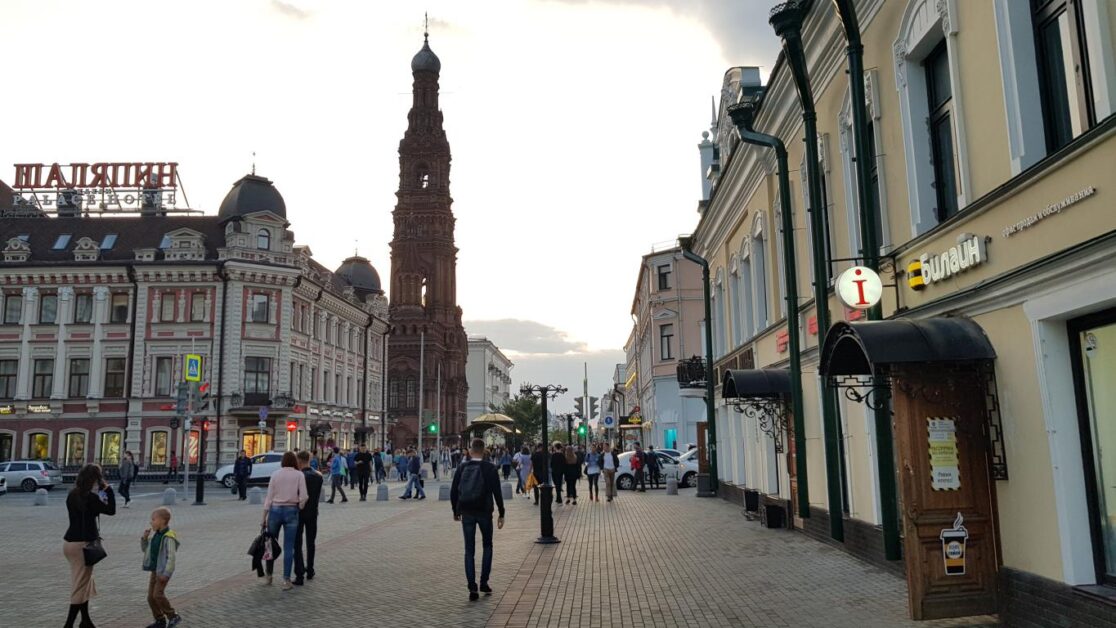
{"left": 613, "top": 451, "right": 683, "bottom": 491}
{"left": 215, "top": 452, "right": 284, "bottom": 488}
{"left": 0, "top": 475, "right": 6, "bottom": 496}
{"left": 0, "top": 460, "right": 63, "bottom": 492}
{"left": 676, "top": 448, "right": 699, "bottom": 487}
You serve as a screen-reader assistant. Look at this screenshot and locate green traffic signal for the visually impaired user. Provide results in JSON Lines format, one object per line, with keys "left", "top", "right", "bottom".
{"left": 428, "top": 423, "right": 437, "bottom": 433}
{"left": 577, "top": 424, "right": 587, "bottom": 436}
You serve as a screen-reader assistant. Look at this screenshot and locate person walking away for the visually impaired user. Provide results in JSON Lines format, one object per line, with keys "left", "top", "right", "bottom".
{"left": 293, "top": 451, "right": 323, "bottom": 586}
{"left": 263, "top": 451, "right": 308, "bottom": 590}
{"left": 373, "top": 448, "right": 386, "bottom": 484}
{"left": 563, "top": 446, "right": 579, "bottom": 505}
{"left": 140, "top": 507, "right": 181, "bottom": 628}
{"left": 550, "top": 443, "right": 566, "bottom": 505}
{"left": 309, "top": 450, "right": 320, "bottom": 472}
{"left": 395, "top": 451, "right": 407, "bottom": 481}
{"left": 451, "top": 438, "right": 506, "bottom": 601}
{"left": 602, "top": 443, "right": 619, "bottom": 502}
{"left": 399, "top": 448, "right": 426, "bottom": 499}
{"left": 166, "top": 452, "right": 179, "bottom": 484}
{"left": 119, "top": 450, "right": 137, "bottom": 508}
{"left": 233, "top": 450, "right": 252, "bottom": 500}
{"left": 512, "top": 446, "right": 530, "bottom": 495}
{"left": 529, "top": 444, "right": 548, "bottom": 506}
{"left": 346, "top": 448, "right": 358, "bottom": 490}
{"left": 584, "top": 445, "right": 602, "bottom": 502}
{"left": 354, "top": 444, "right": 373, "bottom": 501}
{"left": 431, "top": 448, "right": 439, "bottom": 480}
{"left": 500, "top": 450, "right": 512, "bottom": 481}
{"left": 645, "top": 445, "right": 660, "bottom": 490}
{"left": 63, "top": 464, "right": 117, "bottom": 628}
{"left": 326, "top": 447, "right": 348, "bottom": 504}
{"left": 632, "top": 444, "right": 646, "bottom": 492}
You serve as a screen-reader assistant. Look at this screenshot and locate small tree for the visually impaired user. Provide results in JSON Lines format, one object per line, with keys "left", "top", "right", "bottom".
{"left": 493, "top": 394, "right": 544, "bottom": 444}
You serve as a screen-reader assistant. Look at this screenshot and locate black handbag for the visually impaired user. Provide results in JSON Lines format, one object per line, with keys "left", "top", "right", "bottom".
{"left": 81, "top": 506, "right": 107, "bottom": 566}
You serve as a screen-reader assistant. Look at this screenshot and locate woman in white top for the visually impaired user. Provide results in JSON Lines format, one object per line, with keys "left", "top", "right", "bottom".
{"left": 601, "top": 442, "right": 619, "bottom": 502}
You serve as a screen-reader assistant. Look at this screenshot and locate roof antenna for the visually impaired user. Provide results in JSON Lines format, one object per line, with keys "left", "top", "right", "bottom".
{"left": 424, "top": 11, "right": 429, "bottom": 43}
{"left": 354, "top": 239, "right": 359, "bottom": 257}
{"left": 251, "top": 151, "right": 256, "bottom": 176}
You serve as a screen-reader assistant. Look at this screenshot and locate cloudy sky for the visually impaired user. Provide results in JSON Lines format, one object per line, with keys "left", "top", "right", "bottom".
{"left": 0, "top": 0, "right": 779, "bottom": 412}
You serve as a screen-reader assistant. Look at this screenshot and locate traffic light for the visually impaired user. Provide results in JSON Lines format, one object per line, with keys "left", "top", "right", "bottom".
{"left": 573, "top": 397, "right": 584, "bottom": 417}
{"left": 196, "top": 382, "right": 211, "bottom": 412}
{"left": 589, "top": 396, "right": 599, "bottom": 420}
{"left": 286, "top": 420, "right": 298, "bottom": 432}
{"left": 175, "top": 383, "right": 189, "bottom": 415}
{"left": 201, "top": 420, "right": 211, "bottom": 431}
{"left": 428, "top": 423, "right": 438, "bottom": 434}
{"left": 577, "top": 423, "right": 587, "bottom": 437}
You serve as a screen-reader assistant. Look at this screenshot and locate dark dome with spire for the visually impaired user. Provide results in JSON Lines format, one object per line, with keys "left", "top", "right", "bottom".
{"left": 411, "top": 35, "right": 441, "bottom": 74}
{"left": 218, "top": 174, "right": 287, "bottom": 220}
{"left": 336, "top": 255, "right": 382, "bottom": 296}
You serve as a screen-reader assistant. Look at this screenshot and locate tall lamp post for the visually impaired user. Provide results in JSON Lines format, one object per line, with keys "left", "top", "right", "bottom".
{"left": 520, "top": 383, "right": 566, "bottom": 544}
{"left": 677, "top": 237, "right": 717, "bottom": 496}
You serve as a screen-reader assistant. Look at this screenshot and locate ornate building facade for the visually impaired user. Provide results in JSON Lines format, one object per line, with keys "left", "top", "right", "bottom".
{"left": 387, "top": 34, "right": 468, "bottom": 447}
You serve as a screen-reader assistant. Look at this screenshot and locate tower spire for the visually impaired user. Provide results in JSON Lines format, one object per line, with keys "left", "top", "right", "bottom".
{"left": 424, "top": 11, "right": 429, "bottom": 43}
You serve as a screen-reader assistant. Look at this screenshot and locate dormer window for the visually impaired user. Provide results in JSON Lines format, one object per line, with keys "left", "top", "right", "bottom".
{"left": 52, "top": 234, "right": 71, "bottom": 250}
{"left": 257, "top": 229, "right": 270, "bottom": 251}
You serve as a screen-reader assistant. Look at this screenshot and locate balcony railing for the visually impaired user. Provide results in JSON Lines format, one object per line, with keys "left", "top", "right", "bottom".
{"left": 676, "top": 356, "right": 708, "bottom": 391}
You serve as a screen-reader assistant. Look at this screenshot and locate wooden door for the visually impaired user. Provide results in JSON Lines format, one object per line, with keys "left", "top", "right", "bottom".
{"left": 891, "top": 365, "right": 999, "bottom": 620}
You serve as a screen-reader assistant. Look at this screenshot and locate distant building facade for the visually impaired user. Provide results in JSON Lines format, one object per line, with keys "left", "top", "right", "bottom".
{"left": 465, "top": 336, "right": 513, "bottom": 420}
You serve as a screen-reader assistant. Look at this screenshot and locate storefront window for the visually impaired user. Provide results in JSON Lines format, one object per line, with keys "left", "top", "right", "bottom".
{"left": 63, "top": 433, "right": 86, "bottom": 466}
{"left": 149, "top": 431, "right": 169, "bottom": 466}
{"left": 29, "top": 432, "right": 49, "bottom": 460}
{"left": 99, "top": 432, "right": 122, "bottom": 465}
{"left": 0, "top": 433, "right": 12, "bottom": 461}
{"left": 242, "top": 431, "right": 272, "bottom": 458}
{"left": 1073, "top": 315, "right": 1116, "bottom": 582}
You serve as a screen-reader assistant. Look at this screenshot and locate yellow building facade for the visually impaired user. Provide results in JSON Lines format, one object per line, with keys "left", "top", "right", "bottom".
{"left": 691, "top": 0, "right": 1116, "bottom": 622}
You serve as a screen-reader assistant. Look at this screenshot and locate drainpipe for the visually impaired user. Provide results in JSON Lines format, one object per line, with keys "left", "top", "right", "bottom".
{"left": 676, "top": 241, "right": 717, "bottom": 494}
{"left": 770, "top": 0, "right": 844, "bottom": 541}
{"left": 832, "top": 0, "right": 901, "bottom": 561}
{"left": 124, "top": 264, "right": 139, "bottom": 440}
{"left": 728, "top": 101, "right": 809, "bottom": 520}
{"left": 362, "top": 312, "right": 373, "bottom": 444}
{"left": 215, "top": 262, "right": 228, "bottom": 470}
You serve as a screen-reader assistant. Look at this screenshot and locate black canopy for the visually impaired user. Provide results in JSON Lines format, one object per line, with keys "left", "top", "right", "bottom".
{"left": 820, "top": 318, "right": 996, "bottom": 377}
{"left": 722, "top": 369, "right": 791, "bottom": 399}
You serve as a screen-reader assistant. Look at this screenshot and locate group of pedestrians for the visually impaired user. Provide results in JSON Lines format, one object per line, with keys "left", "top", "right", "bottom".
{"left": 513, "top": 441, "right": 619, "bottom": 505}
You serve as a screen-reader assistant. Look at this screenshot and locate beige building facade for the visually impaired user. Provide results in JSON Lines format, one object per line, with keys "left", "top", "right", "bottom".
{"left": 690, "top": 0, "right": 1116, "bottom": 623}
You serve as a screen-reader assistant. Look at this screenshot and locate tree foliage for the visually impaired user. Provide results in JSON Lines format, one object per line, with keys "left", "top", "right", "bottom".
{"left": 492, "top": 394, "right": 544, "bottom": 443}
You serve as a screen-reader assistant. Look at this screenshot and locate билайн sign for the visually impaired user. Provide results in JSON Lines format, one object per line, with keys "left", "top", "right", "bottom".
{"left": 908, "top": 234, "right": 988, "bottom": 291}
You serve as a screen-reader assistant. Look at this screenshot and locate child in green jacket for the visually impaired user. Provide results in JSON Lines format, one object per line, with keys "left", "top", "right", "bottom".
{"left": 141, "top": 507, "right": 181, "bottom": 628}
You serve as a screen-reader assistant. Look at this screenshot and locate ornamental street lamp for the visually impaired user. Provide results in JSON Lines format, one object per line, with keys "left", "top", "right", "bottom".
{"left": 519, "top": 382, "right": 566, "bottom": 544}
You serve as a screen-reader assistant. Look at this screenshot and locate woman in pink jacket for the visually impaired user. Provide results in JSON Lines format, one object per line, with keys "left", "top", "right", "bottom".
{"left": 262, "top": 451, "right": 308, "bottom": 589}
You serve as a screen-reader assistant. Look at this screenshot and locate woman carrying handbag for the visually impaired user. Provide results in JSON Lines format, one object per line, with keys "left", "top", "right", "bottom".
{"left": 63, "top": 464, "right": 117, "bottom": 628}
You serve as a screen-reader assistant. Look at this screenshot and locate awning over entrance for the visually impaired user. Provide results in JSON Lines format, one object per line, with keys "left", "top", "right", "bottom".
{"left": 820, "top": 318, "right": 996, "bottom": 377}
{"left": 722, "top": 369, "right": 791, "bottom": 399}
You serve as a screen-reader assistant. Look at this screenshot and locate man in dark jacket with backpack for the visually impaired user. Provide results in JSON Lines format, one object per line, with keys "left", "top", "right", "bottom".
{"left": 451, "top": 438, "right": 506, "bottom": 601}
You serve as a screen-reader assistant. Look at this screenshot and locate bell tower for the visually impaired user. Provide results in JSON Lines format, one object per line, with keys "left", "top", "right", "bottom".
{"left": 387, "top": 31, "right": 468, "bottom": 448}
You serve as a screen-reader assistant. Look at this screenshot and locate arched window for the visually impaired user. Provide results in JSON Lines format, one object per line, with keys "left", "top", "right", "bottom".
{"left": 405, "top": 377, "right": 417, "bottom": 408}
{"left": 713, "top": 269, "right": 726, "bottom": 358}
{"left": 740, "top": 247, "right": 754, "bottom": 339}
{"left": 257, "top": 229, "right": 270, "bottom": 251}
{"left": 753, "top": 227, "right": 769, "bottom": 330}
{"left": 729, "top": 255, "right": 743, "bottom": 347}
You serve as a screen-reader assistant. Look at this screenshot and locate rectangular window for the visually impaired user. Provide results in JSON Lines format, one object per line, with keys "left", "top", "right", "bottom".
{"left": 1033, "top": 0, "right": 1096, "bottom": 152}
{"left": 311, "top": 367, "right": 318, "bottom": 400}
{"left": 389, "top": 380, "right": 399, "bottom": 409}
{"left": 39, "top": 294, "right": 58, "bottom": 324}
{"left": 32, "top": 359, "right": 54, "bottom": 398}
{"left": 155, "top": 357, "right": 173, "bottom": 397}
{"left": 68, "top": 359, "right": 90, "bottom": 397}
{"left": 29, "top": 433, "right": 49, "bottom": 459}
{"left": 924, "top": 42, "right": 959, "bottom": 222}
{"left": 249, "top": 293, "right": 269, "bottom": 323}
{"left": 160, "top": 293, "right": 175, "bottom": 322}
{"left": 405, "top": 378, "right": 417, "bottom": 408}
{"left": 190, "top": 292, "right": 206, "bottom": 322}
{"left": 660, "top": 324, "right": 674, "bottom": 361}
{"left": 244, "top": 357, "right": 272, "bottom": 395}
{"left": 73, "top": 294, "right": 93, "bottom": 324}
{"left": 63, "top": 432, "right": 86, "bottom": 466}
{"left": 99, "top": 432, "right": 121, "bottom": 465}
{"left": 110, "top": 293, "right": 129, "bottom": 324}
{"left": 104, "top": 358, "right": 126, "bottom": 397}
{"left": 149, "top": 432, "right": 168, "bottom": 466}
{"left": 335, "top": 374, "right": 341, "bottom": 404}
{"left": 657, "top": 264, "right": 672, "bottom": 291}
{"left": 0, "top": 360, "right": 17, "bottom": 399}
{"left": 3, "top": 295, "right": 22, "bottom": 324}
{"left": 323, "top": 370, "right": 330, "bottom": 401}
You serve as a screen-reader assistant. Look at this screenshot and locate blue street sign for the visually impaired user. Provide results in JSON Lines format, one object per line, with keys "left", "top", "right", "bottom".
{"left": 259, "top": 406, "right": 268, "bottom": 420}
{"left": 184, "top": 354, "right": 202, "bottom": 382}
{"left": 603, "top": 415, "right": 616, "bottom": 428}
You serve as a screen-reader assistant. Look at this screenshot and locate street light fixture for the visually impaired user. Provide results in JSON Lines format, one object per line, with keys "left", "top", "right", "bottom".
{"left": 519, "top": 382, "right": 566, "bottom": 544}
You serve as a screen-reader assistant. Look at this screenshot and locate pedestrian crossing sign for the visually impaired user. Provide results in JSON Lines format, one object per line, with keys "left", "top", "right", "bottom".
{"left": 184, "top": 354, "right": 202, "bottom": 382}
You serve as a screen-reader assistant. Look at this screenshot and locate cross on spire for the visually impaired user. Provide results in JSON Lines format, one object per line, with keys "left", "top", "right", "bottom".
{"left": 424, "top": 12, "right": 429, "bottom": 42}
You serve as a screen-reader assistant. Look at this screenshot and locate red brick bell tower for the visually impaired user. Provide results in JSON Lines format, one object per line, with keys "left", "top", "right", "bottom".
{"left": 386, "top": 31, "right": 468, "bottom": 448}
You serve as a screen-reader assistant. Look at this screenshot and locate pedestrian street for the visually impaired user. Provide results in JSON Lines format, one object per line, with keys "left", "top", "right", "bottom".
{"left": 0, "top": 475, "right": 996, "bottom": 628}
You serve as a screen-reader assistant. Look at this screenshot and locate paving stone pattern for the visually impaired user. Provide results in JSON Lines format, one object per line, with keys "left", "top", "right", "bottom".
{"left": 0, "top": 478, "right": 998, "bottom": 627}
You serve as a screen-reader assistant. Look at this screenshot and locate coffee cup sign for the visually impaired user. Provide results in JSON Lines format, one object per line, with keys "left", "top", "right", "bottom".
{"left": 939, "top": 512, "right": 969, "bottom": 576}
{"left": 836, "top": 266, "right": 883, "bottom": 310}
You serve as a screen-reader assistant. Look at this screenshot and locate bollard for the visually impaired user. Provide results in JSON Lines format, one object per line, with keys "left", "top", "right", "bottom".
{"left": 376, "top": 483, "right": 389, "bottom": 501}
{"left": 248, "top": 487, "right": 264, "bottom": 505}
{"left": 666, "top": 478, "right": 679, "bottom": 495}
{"left": 439, "top": 483, "right": 451, "bottom": 501}
{"left": 162, "top": 488, "right": 176, "bottom": 505}
{"left": 34, "top": 488, "right": 48, "bottom": 506}
{"left": 501, "top": 482, "right": 513, "bottom": 500}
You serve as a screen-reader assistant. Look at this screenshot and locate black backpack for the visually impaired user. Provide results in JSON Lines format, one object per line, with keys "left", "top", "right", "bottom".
{"left": 458, "top": 462, "right": 486, "bottom": 509}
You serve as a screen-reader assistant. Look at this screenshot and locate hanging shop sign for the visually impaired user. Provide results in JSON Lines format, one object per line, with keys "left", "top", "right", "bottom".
{"left": 0, "top": 404, "right": 14, "bottom": 414}
{"left": 836, "top": 266, "right": 883, "bottom": 310}
{"left": 939, "top": 512, "right": 969, "bottom": 576}
{"left": 1002, "top": 186, "right": 1096, "bottom": 238}
{"left": 928, "top": 417, "right": 961, "bottom": 491}
{"left": 27, "top": 404, "right": 52, "bottom": 413}
{"left": 907, "top": 234, "right": 988, "bottom": 290}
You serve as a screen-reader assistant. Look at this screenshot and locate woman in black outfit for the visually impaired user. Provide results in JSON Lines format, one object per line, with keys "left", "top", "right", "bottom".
{"left": 550, "top": 443, "right": 567, "bottom": 505}
{"left": 63, "top": 464, "right": 117, "bottom": 628}
{"left": 563, "top": 445, "right": 579, "bottom": 505}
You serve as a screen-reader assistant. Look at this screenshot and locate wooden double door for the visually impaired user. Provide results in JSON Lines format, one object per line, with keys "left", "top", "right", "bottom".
{"left": 891, "top": 364, "right": 1001, "bottom": 620}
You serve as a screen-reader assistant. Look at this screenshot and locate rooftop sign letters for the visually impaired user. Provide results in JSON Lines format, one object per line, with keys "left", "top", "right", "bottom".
{"left": 9, "top": 162, "right": 185, "bottom": 214}
{"left": 908, "top": 234, "right": 987, "bottom": 291}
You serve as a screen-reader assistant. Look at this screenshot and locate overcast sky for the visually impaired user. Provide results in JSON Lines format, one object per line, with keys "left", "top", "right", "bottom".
{"left": 0, "top": 0, "right": 779, "bottom": 412}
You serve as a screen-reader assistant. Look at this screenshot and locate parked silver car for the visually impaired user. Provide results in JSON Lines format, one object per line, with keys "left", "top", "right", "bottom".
{"left": 0, "top": 460, "right": 63, "bottom": 492}
{"left": 0, "top": 475, "right": 7, "bottom": 496}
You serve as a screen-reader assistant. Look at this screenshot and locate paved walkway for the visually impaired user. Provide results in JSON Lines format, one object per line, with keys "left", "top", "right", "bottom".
{"left": 0, "top": 478, "right": 998, "bottom": 627}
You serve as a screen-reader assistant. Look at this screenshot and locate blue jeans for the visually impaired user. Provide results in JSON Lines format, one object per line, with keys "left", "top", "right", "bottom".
{"left": 403, "top": 473, "right": 424, "bottom": 498}
{"left": 461, "top": 514, "right": 493, "bottom": 589}
{"left": 267, "top": 505, "right": 299, "bottom": 580}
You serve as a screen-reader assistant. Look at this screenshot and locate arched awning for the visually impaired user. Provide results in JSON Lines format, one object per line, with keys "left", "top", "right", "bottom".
{"left": 820, "top": 318, "right": 996, "bottom": 377}
{"left": 722, "top": 369, "right": 791, "bottom": 399}
{"left": 470, "top": 413, "right": 515, "bottom": 425}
